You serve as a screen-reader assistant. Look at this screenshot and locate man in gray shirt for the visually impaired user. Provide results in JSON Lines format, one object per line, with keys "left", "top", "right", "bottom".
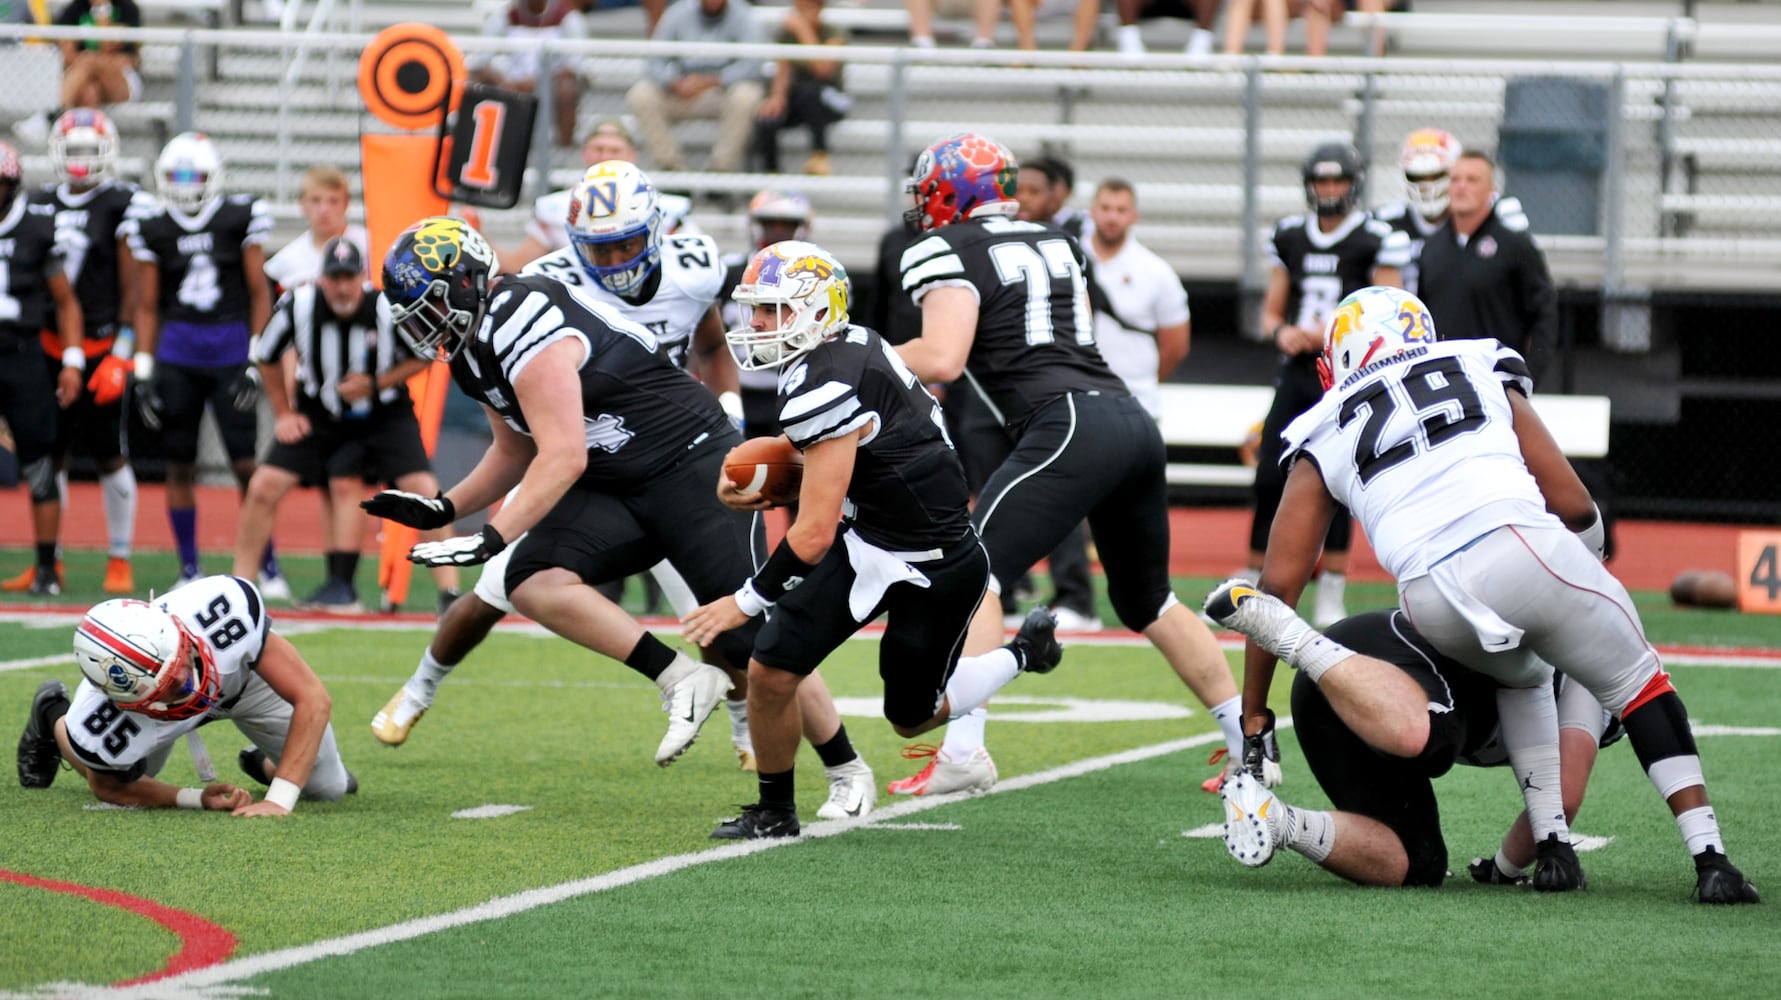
{"left": 626, "top": 0, "right": 766, "bottom": 173}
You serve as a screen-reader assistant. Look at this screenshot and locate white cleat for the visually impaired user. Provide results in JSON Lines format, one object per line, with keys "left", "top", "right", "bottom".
{"left": 655, "top": 662, "right": 730, "bottom": 767}
{"left": 817, "top": 757, "right": 877, "bottom": 819}
{"left": 258, "top": 571, "right": 294, "bottom": 602}
{"left": 1203, "top": 577, "right": 1310, "bottom": 661}
{"left": 1221, "top": 770, "right": 1283, "bottom": 867}
{"left": 888, "top": 746, "right": 998, "bottom": 796}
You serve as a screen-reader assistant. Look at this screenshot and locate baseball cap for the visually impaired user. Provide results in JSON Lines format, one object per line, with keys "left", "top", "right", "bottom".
{"left": 320, "top": 236, "right": 365, "bottom": 278}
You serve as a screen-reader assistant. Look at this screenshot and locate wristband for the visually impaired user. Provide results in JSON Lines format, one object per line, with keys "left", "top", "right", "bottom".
{"left": 176, "top": 787, "right": 204, "bottom": 810}
{"left": 1577, "top": 501, "right": 1606, "bottom": 561}
{"left": 748, "top": 542, "right": 817, "bottom": 604}
{"left": 62, "top": 347, "right": 86, "bottom": 371}
{"left": 265, "top": 777, "right": 301, "bottom": 812}
{"left": 134, "top": 352, "right": 155, "bottom": 381}
{"left": 734, "top": 579, "right": 770, "bottom": 618}
{"left": 112, "top": 327, "right": 135, "bottom": 359}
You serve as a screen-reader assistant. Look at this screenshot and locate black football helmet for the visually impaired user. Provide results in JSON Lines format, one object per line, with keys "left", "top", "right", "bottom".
{"left": 1301, "top": 142, "right": 1365, "bottom": 219}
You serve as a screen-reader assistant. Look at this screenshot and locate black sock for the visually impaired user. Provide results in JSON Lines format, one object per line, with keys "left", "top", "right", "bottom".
{"left": 758, "top": 768, "right": 795, "bottom": 808}
{"left": 623, "top": 632, "right": 679, "bottom": 681}
{"left": 325, "top": 551, "right": 360, "bottom": 587}
{"left": 35, "top": 542, "right": 56, "bottom": 571}
{"left": 813, "top": 723, "right": 857, "bottom": 769}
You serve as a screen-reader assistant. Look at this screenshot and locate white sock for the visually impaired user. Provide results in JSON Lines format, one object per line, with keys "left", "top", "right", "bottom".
{"left": 100, "top": 465, "right": 137, "bottom": 559}
{"left": 1496, "top": 684, "right": 1569, "bottom": 843}
{"left": 940, "top": 706, "right": 987, "bottom": 759}
{"left": 1184, "top": 26, "right": 1214, "bottom": 56}
{"left": 405, "top": 649, "right": 457, "bottom": 705}
{"left": 1291, "top": 633, "right": 1353, "bottom": 684}
{"left": 1209, "top": 695, "right": 1246, "bottom": 761}
{"left": 1677, "top": 805, "right": 1725, "bottom": 857}
{"left": 944, "top": 648, "right": 1021, "bottom": 716}
{"left": 1494, "top": 846, "right": 1525, "bottom": 877}
{"left": 726, "top": 697, "right": 751, "bottom": 745}
{"left": 1283, "top": 804, "right": 1335, "bottom": 863}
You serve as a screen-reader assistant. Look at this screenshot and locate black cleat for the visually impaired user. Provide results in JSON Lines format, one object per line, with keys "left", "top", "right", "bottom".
{"left": 27, "top": 567, "right": 63, "bottom": 596}
{"left": 1009, "top": 607, "right": 1063, "bottom": 674}
{"left": 238, "top": 746, "right": 272, "bottom": 787}
{"left": 711, "top": 802, "right": 800, "bottom": 840}
{"left": 1694, "top": 848, "right": 1760, "bottom": 905}
{"left": 1533, "top": 833, "right": 1587, "bottom": 892}
{"left": 1468, "top": 856, "right": 1530, "bottom": 887}
{"left": 18, "top": 679, "right": 69, "bottom": 788}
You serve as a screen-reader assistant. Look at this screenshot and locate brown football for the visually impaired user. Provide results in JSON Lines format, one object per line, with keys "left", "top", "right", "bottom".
{"left": 1670, "top": 569, "right": 1738, "bottom": 609}
{"left": 724, "top": 436, "right": 804, "bottom": 505}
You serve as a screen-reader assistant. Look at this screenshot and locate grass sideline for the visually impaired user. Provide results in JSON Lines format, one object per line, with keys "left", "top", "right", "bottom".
{"left": 2, "top": 562, "right": 1778, "bottom": 996}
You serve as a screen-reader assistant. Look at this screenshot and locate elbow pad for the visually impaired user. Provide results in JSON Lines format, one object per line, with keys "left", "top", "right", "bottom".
{"left": 1576, "top": 502, "right": 1605, "bottom": 561}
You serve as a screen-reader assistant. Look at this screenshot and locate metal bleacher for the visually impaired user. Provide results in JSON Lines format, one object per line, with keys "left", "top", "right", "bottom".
{"left": 4, "top": 0, "right": 1779, "bottom": 293}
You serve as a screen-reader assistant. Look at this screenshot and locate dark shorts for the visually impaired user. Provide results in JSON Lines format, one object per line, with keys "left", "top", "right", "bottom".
{"left": 152, "top": 362, "right": 258, "bottom": 464}
{"left": 0, "top": 340, "right": 58, "bottom": 464}
{"left": 1251, "top": 358, "right": 1351, "bottom": 554}
{"left": 261, "top": 404, "right": 432, "bottom": 486}
{"left": 974, "top": 391, "right": 1172, "bottom": 631}
{"left": 46, "top": 354, "right": 127, "bottom": 464}
{"left": 754, "top": 530, "right": 988, "bottom": 729}
{"left": 1292, "top": 611, "right": 1487, "bottom": 888}
{"left": 503, "top": 436, "right": 765, "bottom": 667}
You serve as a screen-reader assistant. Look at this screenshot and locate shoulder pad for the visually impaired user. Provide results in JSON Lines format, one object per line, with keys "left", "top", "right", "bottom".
{"left": 1373, "top": 202, "right": 1407, "bottom": 221}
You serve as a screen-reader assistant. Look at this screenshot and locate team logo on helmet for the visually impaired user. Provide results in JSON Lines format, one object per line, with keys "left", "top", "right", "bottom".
{"left": 412, "top": 218, "right": 468, "bottom": 272}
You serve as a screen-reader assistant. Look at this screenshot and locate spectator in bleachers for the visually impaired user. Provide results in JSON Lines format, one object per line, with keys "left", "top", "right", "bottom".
{"left": 626, "top": 0, "right": 766, "bottom": 174}
{"left": 1093, "top": 0, "right": 1219, "bottom": 59}
{"left": 11, "top": 0, "right": 142, "bottom": 148}
{"left": 906, "top": 0, "right": 1036, "bottom": 52}
{"left": 1416, "top": 149, "right": 1556, "bottom": 382}
{"left": 1219, "top": 0, "right": 1285, "bottom": 55}
{"left": 1222, "top": 0, "right": 1386, "bottom": 57}
{"left": 467, "top": 0, "right": 588, "bottom": 149}
{"left": 752, "top": 0, "right": 850, "bottom": 177}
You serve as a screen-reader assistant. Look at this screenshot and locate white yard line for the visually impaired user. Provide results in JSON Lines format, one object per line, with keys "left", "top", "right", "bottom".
{"left": 76, "top": 730, "right": 1237, "bottom": 1000}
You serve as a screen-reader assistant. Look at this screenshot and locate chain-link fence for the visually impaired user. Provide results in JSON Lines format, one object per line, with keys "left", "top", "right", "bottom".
{"left": 2, "top": 24, "right": 1779, "bottom": 518}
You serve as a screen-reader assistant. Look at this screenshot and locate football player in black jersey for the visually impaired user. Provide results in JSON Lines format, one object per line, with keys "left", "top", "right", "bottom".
{"left": 682, "top": 240, "right": 1063, "bottom": 839}
{"left": 367, "top": 217, "right": 847, "bottom": 775}
{"left": 0, "top": 140, "right": 87, "bottom": 596}
{"left": 890, "top": 132, "right": 1252, "bottom": 797}
{"left": 8, "top": 111, "right": 145, "bottom": 597}
{"left": 129, "top": 132, "right": 277, "bottom": 590}
{"left": 1246, "top": 142, "right": 1408, "bottom": 628}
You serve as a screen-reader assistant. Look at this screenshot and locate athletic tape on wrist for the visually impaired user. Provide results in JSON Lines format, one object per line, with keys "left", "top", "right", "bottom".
{"left": 176, "top": 787, "right": 204, "bottom": 810}
{"left": 266, "top": 777, "right": 301, "bottom": 812}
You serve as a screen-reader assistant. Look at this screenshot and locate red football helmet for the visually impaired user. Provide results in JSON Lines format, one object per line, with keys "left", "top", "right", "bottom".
{"left": 904, "top": 132, "right": 1020, "bottom": 232}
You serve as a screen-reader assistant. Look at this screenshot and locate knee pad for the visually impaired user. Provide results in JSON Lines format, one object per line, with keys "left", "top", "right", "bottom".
{"left": 1398, "top": 828, "right": 1450, "bottom": 888}
{"left": 23, "top": 456, "right": 57, "bottom": 503}
{"left": 299, "top": 768, "right": 355, "bottom": 802}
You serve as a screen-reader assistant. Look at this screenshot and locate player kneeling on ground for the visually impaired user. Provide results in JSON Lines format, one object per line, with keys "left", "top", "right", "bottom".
{"left": 16, "top": 576, "right": 355, "bottom": 816}
{"left": 683, "top": 241, "right": 1064, "bottom": 840}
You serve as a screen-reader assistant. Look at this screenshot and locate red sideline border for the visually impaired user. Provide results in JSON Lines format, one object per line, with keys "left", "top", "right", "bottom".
{"left": 0, "top": 869, "right": 237, "bottom": 985}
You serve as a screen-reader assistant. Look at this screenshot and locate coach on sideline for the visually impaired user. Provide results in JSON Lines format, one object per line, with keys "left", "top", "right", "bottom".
{"left": 1416, "top": 149, "right": 1557, "bottom": 383}
{"left": 230, "top": 238, "right": 460, "bottom": 613}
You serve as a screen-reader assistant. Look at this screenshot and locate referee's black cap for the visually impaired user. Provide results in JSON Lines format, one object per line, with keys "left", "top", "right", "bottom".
{"left": 320, "top": 236, "right": 365, "bottom": 278}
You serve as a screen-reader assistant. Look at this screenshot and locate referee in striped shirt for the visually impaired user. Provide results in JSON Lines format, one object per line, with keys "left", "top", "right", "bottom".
{"left": 230, "top": 237, "right": 460, "bottom": 613}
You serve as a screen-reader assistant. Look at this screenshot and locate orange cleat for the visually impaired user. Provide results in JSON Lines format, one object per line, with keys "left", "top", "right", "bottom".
{"left": 102, "top": 557, "right": 134, "bottom": 595}
{"left": 1201, "top": 748, "right": 1229, "bottom": 794}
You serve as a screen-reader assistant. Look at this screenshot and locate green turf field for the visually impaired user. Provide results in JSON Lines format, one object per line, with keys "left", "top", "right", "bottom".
{"left": 2, "top": 564, "right": 1778, "bottom": 998}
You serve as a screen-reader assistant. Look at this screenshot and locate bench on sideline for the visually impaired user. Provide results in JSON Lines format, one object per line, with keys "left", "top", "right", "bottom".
{"left": 1159, "top": 383, "right": 1611, "bottom": 489}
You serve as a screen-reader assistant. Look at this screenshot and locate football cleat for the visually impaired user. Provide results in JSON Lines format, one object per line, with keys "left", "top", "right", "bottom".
{"left": 655, "top": 662, "right": 731, "bottom": 767}
{"left": 887, "top": 744, "right": 996, "bottom": 796}
{"left": 1201, "top": 749, "right": 1229, "bottom": 794}
{"left": 1049, "top": 605, "right": 1103, "bottom": 633}
{"left": 711, "top": 802, "right": 800, "bottom": 840}
{"left": 1468, "top": 856, "right": 1530, "bottom": 887}
{"left": 1204, "top": 578, "right": 1308, "bottom": 661}
{"left": 238, "top": 746, "right": 271, "bottom": 787}
{"left": 257, "top": 571, "right": 294, "bottom": 602}
{"left": 18, "top": 679, "right": 69, "bottom": 788}
{"left": 816, "top": 757, "right": 876, "bottom": 820}
{"left": 303, "top": 578, "right": 362, "bottom": 615}
{"left": 735, "top": 746, "right": 758, "bottom": 772}
{"left": 1010, "top": 606, "right": 1064, "bottom": 674}
{"left": 1693, "top": 848, "right": 1760, "bottom": 905}
{"left": 103, "top": 557, "right": 135, "bottom": 595}
{"left": 372, "top": 689, "right": 429, "bottom": 747}
{"left": 1532, "top": 833, "right": 1587, "bottom": 892}
{"left": 1221, "top": 769, "right": 1282, "bottom": 867}
{"left": 26, "top": 566, "right": 63, "bottom": 596}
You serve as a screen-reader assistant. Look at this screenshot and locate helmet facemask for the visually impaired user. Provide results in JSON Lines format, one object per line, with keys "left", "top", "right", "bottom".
{"left": 1400, "top": 129, "right": 1462, "bottom": 221}
{"left": 381, "top": 217, "right": 497, "bottom": 363}
{"left": 73, "top": 600, "right": 219, "bottom": 722}
{"left": 155, "top": 133, "right": 224, "bottom": 217}
{"left": 50, "top": 111, "right": 119, "bottom": 189}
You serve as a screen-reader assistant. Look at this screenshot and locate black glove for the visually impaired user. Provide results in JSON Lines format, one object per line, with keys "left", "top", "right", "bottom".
{"left": 135, "top": 374, "right": 165, "bottom": 432}
{"left": 1242, "top": 707, "right": 1281, "bottom": 782}
{"left": 408, "top": 523, "right": 506, "bottom": 567}
{"left": 361, "top": 489, "right": 456, "bottom": 529}
{"left": 229, "top": 365, "right": 262, "bottom": 413}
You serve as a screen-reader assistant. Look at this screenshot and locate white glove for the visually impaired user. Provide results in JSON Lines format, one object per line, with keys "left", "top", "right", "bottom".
{"left": 408, "top": 524, "right": 507, "bottom": 567}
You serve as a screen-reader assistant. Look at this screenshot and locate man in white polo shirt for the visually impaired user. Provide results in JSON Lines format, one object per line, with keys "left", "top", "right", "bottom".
{"left": 1084, "top": 177, "right": 1189, "bottom": 422}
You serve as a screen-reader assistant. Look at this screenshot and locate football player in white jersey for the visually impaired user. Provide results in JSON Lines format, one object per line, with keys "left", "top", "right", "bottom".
{"left": 16, "top": 576, "right": 354, "bottom": 816}
{"left": 1205, "top": 286, "right": 1757, "bottom": 904}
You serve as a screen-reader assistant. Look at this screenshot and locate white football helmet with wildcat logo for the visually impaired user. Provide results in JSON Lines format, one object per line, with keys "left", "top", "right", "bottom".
{"left": 1318, "top": 286, "right": 1439, "bottom": 391}
{"left": 726, "top": 240, "right": 850, "bottom": 371}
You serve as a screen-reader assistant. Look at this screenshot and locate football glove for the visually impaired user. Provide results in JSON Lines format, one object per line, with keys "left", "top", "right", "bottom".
{"left": 361, "top": 489, "right": 456, "bottom": 529}
{"left": 1242, "top": 707, "right": 1283, "bottom": 787}
{"left": 409, "top": 524, "right": 506, "bottom": 567}
{"left": 135, "top": 373, "right": 165, "bottom": 431}
{"left": 229, "top": 365, "right": 262, "bottom": 412}
{"left": 87, "top": 354, "right": 128, "bottom": 407}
